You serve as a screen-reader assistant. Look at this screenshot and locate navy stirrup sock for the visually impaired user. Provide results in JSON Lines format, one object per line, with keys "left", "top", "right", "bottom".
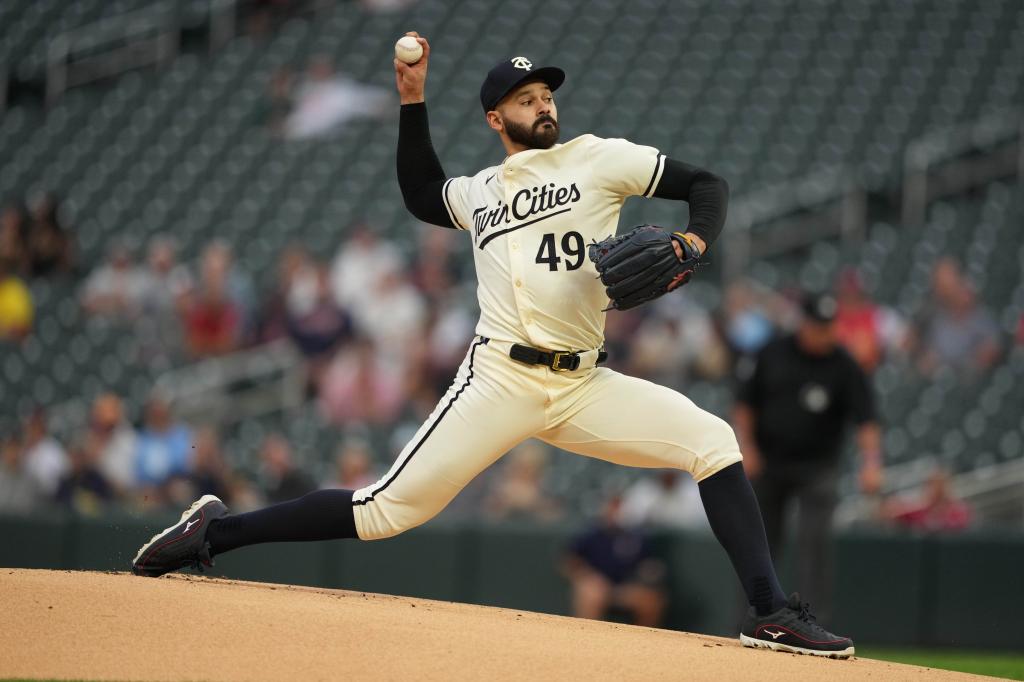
{"left": 698, "top": 462, "right": 787, "bottom": 616}
{"left": 206, "top": 489, "right": 358, "bottom": 556}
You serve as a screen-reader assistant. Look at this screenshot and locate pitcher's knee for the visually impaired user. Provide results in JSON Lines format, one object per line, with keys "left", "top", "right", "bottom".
{"left": 690, "top": 414, "right": 743, "bottom": 482}
{"left": 352, "top": 494, "right": 438, "bottom": 541}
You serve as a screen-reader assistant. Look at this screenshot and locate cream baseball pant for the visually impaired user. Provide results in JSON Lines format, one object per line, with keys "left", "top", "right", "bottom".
{"left": 352, "top": 337, "right": 743, "bottom": 540}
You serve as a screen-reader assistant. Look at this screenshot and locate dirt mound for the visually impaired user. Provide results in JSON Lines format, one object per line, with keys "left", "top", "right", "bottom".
{"left": 0, "top": 569, "right": 984, "bottom": 681}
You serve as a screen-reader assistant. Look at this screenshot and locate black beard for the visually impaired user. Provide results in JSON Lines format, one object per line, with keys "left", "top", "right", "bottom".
{"left": 505, "top": 115, "right": 560, "bottom": 149}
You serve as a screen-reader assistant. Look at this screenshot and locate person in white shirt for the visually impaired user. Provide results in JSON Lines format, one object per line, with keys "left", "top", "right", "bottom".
{"left": 620, "top": 470, "right": 709, "bottom": 531}
{"left": 20, "top": 409, "right": 69, "bottom": 498}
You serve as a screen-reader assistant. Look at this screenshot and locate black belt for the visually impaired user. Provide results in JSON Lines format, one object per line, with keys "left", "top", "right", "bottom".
{"left": 509, "top": 343, "right": 608, "bottom": 372}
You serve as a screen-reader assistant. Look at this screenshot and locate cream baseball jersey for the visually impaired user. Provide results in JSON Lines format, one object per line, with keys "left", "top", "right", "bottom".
{"left": 440, "top": 134, "right": 666, "bottom": 352}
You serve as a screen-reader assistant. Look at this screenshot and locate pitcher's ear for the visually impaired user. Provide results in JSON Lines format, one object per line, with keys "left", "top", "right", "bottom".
{"left": 485, "top": 110, "right": 503, "bottom": 132}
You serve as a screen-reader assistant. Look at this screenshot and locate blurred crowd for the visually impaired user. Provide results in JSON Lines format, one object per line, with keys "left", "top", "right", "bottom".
{"left": 0, "top": 391, "right": 396, "bottom": 517}
{"left": 0, "top": 208, "right": 982, "bottom": 633}
{"left": 0, "top": 203, "right": 992, "bottom": 535}
{"left": 0, "top": 193, "right": 76, "bottom": 341}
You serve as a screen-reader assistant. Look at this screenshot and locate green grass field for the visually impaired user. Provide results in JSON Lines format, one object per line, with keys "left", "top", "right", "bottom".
{"left": 859, "top": 648, "right": 1024, "bottom": 680}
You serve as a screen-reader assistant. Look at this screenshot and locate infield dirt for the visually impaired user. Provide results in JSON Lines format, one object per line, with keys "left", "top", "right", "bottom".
{"left": 0, "top": 569, "right": 992, "bottom": 681}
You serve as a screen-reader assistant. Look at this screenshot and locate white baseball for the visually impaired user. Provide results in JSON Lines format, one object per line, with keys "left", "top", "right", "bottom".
{"left": 395, "top": 36, "right": 423, "bottom": 65}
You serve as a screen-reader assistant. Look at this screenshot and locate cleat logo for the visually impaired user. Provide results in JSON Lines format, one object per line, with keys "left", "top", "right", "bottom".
{"left": 764, "top": 629, "right": 785, "bottom": 640}
{"left": 184, "top": 519, "right": 200, "bottom": 533}
{"left": 511, "top": 57, "right": 532, "bottom": 71}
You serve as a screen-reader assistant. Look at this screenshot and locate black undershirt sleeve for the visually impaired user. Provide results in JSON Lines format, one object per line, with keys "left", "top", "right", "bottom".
{"left": 396, "top": 102, "right": 456, "bottom": 229}
{"left": 651, "top": 157, "right": 728, "bottom": 249}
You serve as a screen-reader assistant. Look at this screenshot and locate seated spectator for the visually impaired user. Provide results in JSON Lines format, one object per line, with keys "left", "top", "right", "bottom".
{"left": 21, "top": 408, "right": 69, "bottom": 498}
{"left": 411, "top": 228, "right": 463, "bottom": 304}
{"left": 24, "top": 192, "right": 75, "bottom": 277}
{"left": 483, "top": 442, "right": 562, "bottom": 522}
{"left": 912, "top": 258, "right": 1000, "bottom": 376}
{"left": 188, "top": 426, "right": 233, "bottom": 503}
{"left": 182, "top": 243, "right": 244, "bottom": 357}
{"left": 90, "top": 393, "right": 138, "bottom": 494}
{"left": 563, "top": 495, "right": 667, "bottom": 628}
{"left": 283, "top": 55, "right": 392, "bottom": 140}
{"left": 258, "top": 244, "right": 316, "bottom": 343}
{"left": 80, "top": 242, "right": 146, "bottom": 319}
{"left": 212, "top": 240, "right": 257, "bottom": 338}
{"left": 330, "top": 226, "right": 402, "bottom": 320}
{"left": 0, "top": 259, "right": 33, "bottom": 341}
{"left": 55, "top": 439, "right": 115, "bottom": 515}
{"left": 318, "top": 336, "right": 406, "bottom": 426}
{"left": 322, "top": 439, "right": 377, "bottom": 490}
{"left": 0, "top": 435, "right": 43, "bottom": 513}
{"left": 619, "top": 470, "right": 708, "bottom": 531}
{"left": 0, "top": 203, "right": 28, "bottom": 275}
{"left": 162, "top": 426, "right": 233, "bottom": 510}
{"left": 721, "top": 280, "right": 775, "bottom": 359}
{"left": 628, "top": 296, "right": 728, "bottom": 385}
{"left": 136, "top": 235, "right": 193, "bottom": 364}
{"left": 137, "top": 235, "right": 192, "bottom": 317}
{"left": 224, "top": 473, "right": 266, "bottom": 514}
{"left": 356, "top": 267, "right": 426, "bottom": 364}
{"left": 134, "top": 394, "right": 193, "bottom": 490}
{"left": 833, "top": 267, "right": 906, "bottom": 373}
{"left": 882, "top": 469, "right": 972, "bottom": 532}
{"left": 259, "top": 433, "right": 316, "bottom": 503}
{"left": 285, "top": 263, "right": 352, "bottom": 368}
{"left": 422, "top": 300, "right": 475, "bottom": 399}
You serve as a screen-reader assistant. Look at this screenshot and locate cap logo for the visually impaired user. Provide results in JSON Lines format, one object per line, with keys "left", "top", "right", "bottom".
{"left": 510, "top": 57, "right": 532, "bottom": 71}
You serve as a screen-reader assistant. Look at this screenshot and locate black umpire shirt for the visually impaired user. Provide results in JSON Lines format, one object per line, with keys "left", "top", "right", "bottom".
{"left": 736, "top": 335, "right": 875, "bottom": 464}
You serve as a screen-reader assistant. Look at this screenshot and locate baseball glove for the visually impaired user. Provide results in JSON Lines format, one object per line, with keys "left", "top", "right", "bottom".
{"left": 588, "top": 225, "right": 702, "bottom": 311}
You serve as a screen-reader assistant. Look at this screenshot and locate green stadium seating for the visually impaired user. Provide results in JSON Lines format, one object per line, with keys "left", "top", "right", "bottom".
{"left": 1, "top": 0, "right": 1022, "bottom": 510}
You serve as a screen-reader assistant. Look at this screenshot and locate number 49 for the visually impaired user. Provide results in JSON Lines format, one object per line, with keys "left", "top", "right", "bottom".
{"left": 535, "top": 231, "right": 585, "bottom": 271}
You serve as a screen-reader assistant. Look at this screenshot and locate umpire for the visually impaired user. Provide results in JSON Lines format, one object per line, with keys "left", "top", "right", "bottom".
{"left": 733, "top": 293, "right": 883, "bottom": 622}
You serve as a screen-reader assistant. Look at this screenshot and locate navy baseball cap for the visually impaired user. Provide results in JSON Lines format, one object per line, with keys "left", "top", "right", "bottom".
{"left": 480, "top": 56, "right": 565, "bottom": 113}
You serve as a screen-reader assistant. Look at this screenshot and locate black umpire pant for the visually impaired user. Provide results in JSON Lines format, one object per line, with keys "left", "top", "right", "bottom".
{"left": 753, "top": 459, "right": 840, "bottom": 622}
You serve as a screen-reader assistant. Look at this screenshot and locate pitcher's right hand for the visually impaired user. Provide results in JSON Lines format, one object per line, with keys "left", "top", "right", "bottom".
{"left": 394, "top": 32, "right": 430, "bottom": 105}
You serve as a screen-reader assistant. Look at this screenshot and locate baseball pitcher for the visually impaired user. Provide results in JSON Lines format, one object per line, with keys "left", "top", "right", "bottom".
{"left": 132, "top": 33, "right": 853, "bottom": 658}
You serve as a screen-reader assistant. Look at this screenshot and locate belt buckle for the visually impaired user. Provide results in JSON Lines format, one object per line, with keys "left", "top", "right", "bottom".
{"left": 551, "top": 351, "right": 580, "bottom": 372}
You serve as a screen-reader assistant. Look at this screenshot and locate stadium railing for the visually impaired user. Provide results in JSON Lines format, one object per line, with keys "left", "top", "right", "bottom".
{"left": 901, "top": 107, "right": 1023, "bottom": 227}
{"left": 44, "top": 0, "right": 241, "bottom": 105}
{"left": 153, "top": 338, "right": 305, "bottom": 428}
{"left": 43, "top": 338, "right": 304, "bottom": 443}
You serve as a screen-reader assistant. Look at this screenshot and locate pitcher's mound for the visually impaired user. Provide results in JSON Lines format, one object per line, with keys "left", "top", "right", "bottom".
{"left": 0, "top": 569, "right": 984, "bottom": 681}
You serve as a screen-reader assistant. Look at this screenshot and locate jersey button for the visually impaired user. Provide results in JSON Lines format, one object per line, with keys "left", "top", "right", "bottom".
{"left": 515, "top": 279, "right": 522, "bottom": 288}
{"left": 511, "top": 241, "right": 519, "bottom": 251}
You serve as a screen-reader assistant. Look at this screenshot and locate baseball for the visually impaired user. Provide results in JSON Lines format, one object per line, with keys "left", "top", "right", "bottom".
{"left": 395, "top": 36, "right": 423, "bottom": 64}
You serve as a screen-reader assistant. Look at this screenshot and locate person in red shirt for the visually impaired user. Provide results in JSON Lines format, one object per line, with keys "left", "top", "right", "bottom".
{"left": 883, "top": 468, "right": 971, "bottom": 532}
{"left": 834, "top": 268, "right": 905, "bottom": 374}
{"left": 182, "top": 245, "right": 241, "bottom": 357}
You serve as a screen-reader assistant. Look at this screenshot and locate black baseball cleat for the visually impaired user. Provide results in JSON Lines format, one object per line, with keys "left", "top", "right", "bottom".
{"left": 740, "top": 593, "right": 855, "bottom": 659}
{"left": 132, "top": 494, "right": 228, "bottom": 577}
